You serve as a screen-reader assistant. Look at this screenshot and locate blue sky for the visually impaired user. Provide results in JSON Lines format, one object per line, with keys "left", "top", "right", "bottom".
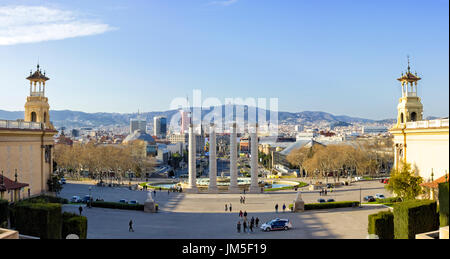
{"left": 0, "top": 0, "right": 448, "bottom": 120}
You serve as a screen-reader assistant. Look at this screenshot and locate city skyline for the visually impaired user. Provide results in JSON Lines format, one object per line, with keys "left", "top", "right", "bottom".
{"left": 0, "top": 0, "right": 449, "bottom": 120}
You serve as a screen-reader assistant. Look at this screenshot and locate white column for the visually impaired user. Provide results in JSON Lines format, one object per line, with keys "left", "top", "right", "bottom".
{"left": 229, "top": 122, "right": 239, "bottom": 193}
{"left": 249, "top": 124, "right": 259, "bottom": 193}
{"left": 208, "top": 123, "right": 218, "bottom": 193}
{"left": 187, "top": 124, "right": 198, "bottom": 193}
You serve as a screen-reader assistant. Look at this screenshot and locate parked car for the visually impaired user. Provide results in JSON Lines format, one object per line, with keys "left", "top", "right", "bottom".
{"left": 60, "top": 178, "right": 66, "bottom": 184}
{"left": 375, "top": 194, "right": 386, "bottom": 199}
{"left": 119, "top": 199, "right": 128, "bottom": 204}
{"left": 82, "top": 195, "right": 92, "bottom": 203}
{"left": 317, "top": 199, "right": 326, "bottom": 203}
{"left": 129, "top": 200, "right": 138, "bottom": 205}
{"left": 71, "top": 196, "right": 81, "bottom": 203}
{"left": 327, "top": 199, "right": 335, "bottom": 202}
{"left": 363, "top": 195, "right": 375, "bottom": 201}
{"left": 260, "top": 218, "right": 292, "bottom": 232}
{"left": 326, "top": 184, "right": 333, "bottom": 188}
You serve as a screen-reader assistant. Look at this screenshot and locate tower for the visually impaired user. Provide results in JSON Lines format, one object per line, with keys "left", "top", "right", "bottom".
{"left": 24, "top": 64, "right": 53, "bottom": 129}
{"left": 394, "top": 57, "right": 423, "bottom": 128}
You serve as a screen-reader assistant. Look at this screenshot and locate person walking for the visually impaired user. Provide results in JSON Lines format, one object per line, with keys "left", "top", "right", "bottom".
{"left": 243, "top": 220, "right": 247, "bottom": 233}
{"left": 250, "top": 217, "right": 255, "bottom": 227}
{"left": 239, "top": 210, "right": 243, "bottom": 218}
{"left": 282, "top": 203, "right": 286, "bottom": 213}
{"left": 244, "top": 211, "right": 247, "bottom": 218}
{"left": 325, "top": 189, "right": 327, "bottom": 196}
{"left": 78, "top": 206, "right": 83, "bottom": 216}
{"left": 255, "top": 217, "right": 260, "bottom": 228}
{"left": 229, "top": 203, "right": 232, "bottom": 212}
{"left": 225, "top": 204, "right": 228, "bottom": 211}
{"left": 275, "top": 204, "right": 279, "bottom": 213}
{"left": 129, "top": 219, "right": 134, "bottom": 232}
{"left": 243, "top": 197, "right": 246, "bottom": 204}
{"left": 249, "top": 220, "right": 254, "bottom": 233}
{"left": 237, "top": 221, "right": 241, "bottom": 233}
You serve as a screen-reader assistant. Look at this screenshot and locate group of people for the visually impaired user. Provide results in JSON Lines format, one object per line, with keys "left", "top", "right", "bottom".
{"left": 240, "top": 196, "right": 246, "bottom": 204}
{"left": 237, "top": 212, "right": 259, "bottom": 233}
{"left": 225, "top": 203, "right": 233, "bottom": 212}
{"left": 319, "top": 188, "right": 328, "bottom": 196}
{"left": 274, "top": 203, "right": 287, "bottom": 213}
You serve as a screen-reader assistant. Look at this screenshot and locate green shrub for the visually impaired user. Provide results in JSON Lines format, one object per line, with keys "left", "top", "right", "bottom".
{"left": 393, "top": 200, "right": 439, "bottom": 239}
{"left": 438, "top": 182, "right": 449, "bottom": 227}
{"left": 62, "top": 212, "right": 88, "bottom": 239}
{"left": 0, "top": 199, "right": 8, "bottom": 226}
{"left": 26, "top": 195, "right": 68, "bottom": 204}
{"left": 368, "top": 211, "right": 394, "bottom": 239}
{"left": 91, "top": 201, "right": 144, "bottom": 211}
{"left": 304, "top": 201, "right": 359, "bottom": 210}
{"left": 10, "top": 202, "right": 62, "bottom": 239}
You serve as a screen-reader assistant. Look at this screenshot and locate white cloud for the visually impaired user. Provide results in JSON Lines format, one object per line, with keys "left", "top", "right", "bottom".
{"left": 0, "top": 5, "right": 115, "bottom": 46}
{"left": 209, "top": 0, "right": 239, "bottom": 6}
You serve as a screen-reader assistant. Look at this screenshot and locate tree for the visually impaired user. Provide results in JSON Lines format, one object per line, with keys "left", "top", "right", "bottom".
{"left": 385, "top": 162, "right": 424, "bottom": 200}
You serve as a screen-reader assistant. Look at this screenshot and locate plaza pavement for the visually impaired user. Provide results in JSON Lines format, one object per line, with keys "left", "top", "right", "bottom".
{"left": 60, "top": 180, "right": 391, "bottom": 239}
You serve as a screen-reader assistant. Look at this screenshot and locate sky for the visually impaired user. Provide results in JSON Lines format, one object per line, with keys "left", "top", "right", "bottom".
{"left": 0, "top": 0, "right": 448, "bottom": 120}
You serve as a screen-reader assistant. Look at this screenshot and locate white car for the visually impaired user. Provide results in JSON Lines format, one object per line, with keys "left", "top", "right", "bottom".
{"left": 375, "top": 194, "right": 386, "bottom": 199}
{"left": 71, "top": 196, "right": 81, "bottom": 203}
{"left": 260, "top": 218, "right": 292, "bottom": 232}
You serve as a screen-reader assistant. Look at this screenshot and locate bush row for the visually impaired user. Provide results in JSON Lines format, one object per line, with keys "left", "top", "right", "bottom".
{"left": 304, "top": 201, "right": 359, "bottom": 210}
{"left": 368, "top": 211, "right": 394, "bottom": 239}
{"left": 62, "top": 212, "right": 88, "bottom": 239}
{"left": 26, "top": 195, "right": 69, "bottom": 204}
{"left": 91, "top": 201, "right": 144, "bottom": 211}
{"left": 393, "top": 199, "right": 439, "bottom": 239}
{"left": 439, "top": 182, "right": 449, "bottom": 227}
{"left": 10, "top": 201, "right": 62, "bottom": 239}
{"left": 0, "top": 199, "right": 8, "bottom": 227}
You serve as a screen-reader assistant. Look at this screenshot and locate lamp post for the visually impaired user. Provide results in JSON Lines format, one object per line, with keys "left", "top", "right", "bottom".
{"left": 89, "top": 186, "right": 92, "bottom": 208}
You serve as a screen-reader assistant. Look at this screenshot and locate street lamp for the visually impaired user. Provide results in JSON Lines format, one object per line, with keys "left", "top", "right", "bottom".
{"left": 89, "top": 186, "right": 92, "bottom": 208}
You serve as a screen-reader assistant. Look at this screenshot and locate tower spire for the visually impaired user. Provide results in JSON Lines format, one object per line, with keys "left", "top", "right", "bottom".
{"left": 407, "top": 55, "right": 411, "bottom": 73}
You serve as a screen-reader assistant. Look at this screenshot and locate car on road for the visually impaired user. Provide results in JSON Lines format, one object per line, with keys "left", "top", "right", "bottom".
{"left": 261, "top": 218, "right": 292, "bottom": 232}
{"left": 317, "top": 199, "right": 326, "bottom": 203}
{"left": 326, "top": 184, "right": 333, "bottom": 188}
{"left": 82, "top": 195, "right": 92, "bottom": 203}
{"left": 71, "top": 196, "right": 81, "bottom": 203}
{"left": 129, "top": 200, "right": 138, "bottom": 205}
{"left": 363, "top": 195, "right": 375, "bottom": 201}
{"left": 119, "top": 199, "right": 128, "bottom": 204}
{"left": 375, "top": 194, "right": 386, "bottom": 199}
{"left": 327, "top": 199, "right": 335, "bottom": 202}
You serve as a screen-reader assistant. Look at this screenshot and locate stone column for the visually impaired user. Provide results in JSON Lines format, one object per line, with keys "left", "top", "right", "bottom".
{"left": 249, "top": 125, "right": 259, "bottom": 193}
{"left": 229, "top": 122, "right": 240, "bottom": 193}
{"left": 186, "top": 124, "right": 198, "bottom": 193}
{"left": 208, "top": 123, "right": 218, "bottom": 193}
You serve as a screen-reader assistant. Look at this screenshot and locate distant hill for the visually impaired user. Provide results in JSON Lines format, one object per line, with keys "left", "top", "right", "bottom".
{"left": 0, "top": 106, "right": 402, "bottom": 129}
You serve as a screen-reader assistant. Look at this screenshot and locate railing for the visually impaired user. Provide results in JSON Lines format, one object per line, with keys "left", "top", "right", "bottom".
{"left": 0, "top": 120, "right": 42, "bottom": 130}
{"left": 405, "top": 119, "right": 449, "bottom": 129}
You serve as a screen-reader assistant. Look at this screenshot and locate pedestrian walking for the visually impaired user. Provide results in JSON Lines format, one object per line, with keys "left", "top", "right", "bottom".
{"left": 237, "top": 221, "right": 241, "bottom": 233}
{"left": 229, "top": 203, "right": 232, "bottom": 212}
{"left": 275, "top": 204, "right": 279, "bottom": 213}
{"left": 244, "top": 211, "right": 247, "bottom": 217}
{"left": 255, "top": 217, "right": 260, "bottom": 227}
{"left": 168, "top": 189, "right": 170, "bottom": 195}
{"left": 250, "top": 217, "right": 255, "bottom": 226}
{"left": 78, "top": 206, "right": 83, "bottom": 216}
{"left": 325, "top": 189, "right": 327, "bottom": 196}
{"left": 243, "top": 221, "right": 247, "bottom": 233}
{"left": 153, "top": 190, "right": 156, "bottom": 197}
{"left": 240, "top": 196, "right": 243, "bottom": 204}
{"left": 225, "top": 204, "right": 228, "bottom": 211}
{"left": 283, "top": 203, "right": 286, "bottom": 213}
{"left": 249, "top": 221, "right": 254, "bottom": 232}
{"left": 129, "top": 219, "right": 134, "bottom": 232}
{"left": 239, "top": 210, "right": 243, "bottom": 217}
{"left": 243, "top": 197, "right": 246, "bottom": 204}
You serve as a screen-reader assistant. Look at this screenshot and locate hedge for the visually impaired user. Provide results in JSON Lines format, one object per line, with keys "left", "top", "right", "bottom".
{"left": 91, "top": 201, "right": 144, "bottom": 211}
{"left": 393, "top": 200, "right": 439, "bottom": 239}
{"left": 304, "top": 201, "right": 359, "bottom": 210}
{"left": 368, "top": 211, "right": 394, "bottom": 239}
{"left": 438, "top": 182, "right": 449, "bottom": 227}
{"left": 0, "top": 199, "right": 8, "bottom": 227}
{"left": 10, "top": 202, "right": 62, "bottom": 239}
{"left": 62, "top": 212, "right": 88, "bottom": 239}
{"left": 26, "top": 195, "right": 69, "bottom": 204}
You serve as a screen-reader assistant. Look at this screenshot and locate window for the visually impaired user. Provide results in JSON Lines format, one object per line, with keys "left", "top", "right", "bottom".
{"left": 31, "top": 112, "right": 37, "bottom": 122}
{"left": 411, "top": 112, "right": 417, "bottom": 122}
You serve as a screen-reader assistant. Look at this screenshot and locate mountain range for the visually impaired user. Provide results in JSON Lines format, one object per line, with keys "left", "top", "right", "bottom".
{"left": 0, "top": 105, "right": 403, "bottom": 129}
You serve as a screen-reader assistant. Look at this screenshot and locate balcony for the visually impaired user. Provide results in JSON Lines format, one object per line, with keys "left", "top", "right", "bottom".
{"left": 405, "top": 119, "right": 449, "bottom": 129}
{"left": 0, "top": 120, "right": 43, "bottom": 130}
